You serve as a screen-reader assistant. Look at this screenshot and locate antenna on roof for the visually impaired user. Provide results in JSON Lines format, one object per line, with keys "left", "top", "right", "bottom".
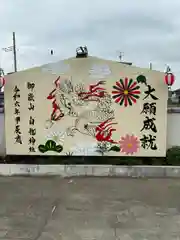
{"left": 117, "top": 51, "right": 124, "bottom": 62}
{"left": 149, "top": 63, "right": 152, "bottom": 70}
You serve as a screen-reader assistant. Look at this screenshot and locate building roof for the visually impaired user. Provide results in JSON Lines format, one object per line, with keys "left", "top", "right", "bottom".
{"left": 173, "top": 88, "right": 180, "bottom": 94}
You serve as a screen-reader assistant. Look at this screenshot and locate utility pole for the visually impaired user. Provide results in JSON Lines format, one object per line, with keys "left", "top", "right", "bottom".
{"left": 12, "top": 32, "right": 17, "bottom": 72}
{"left": 2, "top": 32, "right": 17, "bottom": 73}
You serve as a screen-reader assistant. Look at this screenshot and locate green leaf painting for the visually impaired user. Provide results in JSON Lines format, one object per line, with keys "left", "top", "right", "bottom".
{"left": 38, "top": 140, "right": 63, "bottom": 153}
{"left": 109, "top": 145, "right": 120, "bottom": 152}
{"left": 136, "top": 75, "right": 147, "bottom": 85}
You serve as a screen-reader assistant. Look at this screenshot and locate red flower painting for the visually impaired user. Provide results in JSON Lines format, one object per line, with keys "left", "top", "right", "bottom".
{"left": 112, "top": 78, "right": 140, "bottom": 107}
{"left": 119, "top": 134, "right": 140, "bottom": 155}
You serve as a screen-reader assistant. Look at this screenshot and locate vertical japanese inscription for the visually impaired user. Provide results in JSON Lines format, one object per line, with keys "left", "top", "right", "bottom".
{"left": 140, "top": 82, "right": 158, "bottom": 151}
{"left": 13, "top": 86, "right": 22, "bottom": 144}
{"left": 27, "top": 82, "right": 36, "bottom": 152}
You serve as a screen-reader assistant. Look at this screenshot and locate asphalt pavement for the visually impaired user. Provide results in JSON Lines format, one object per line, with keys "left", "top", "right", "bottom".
{"left": 0, "top": 176, "right": 180, "bottom": 239}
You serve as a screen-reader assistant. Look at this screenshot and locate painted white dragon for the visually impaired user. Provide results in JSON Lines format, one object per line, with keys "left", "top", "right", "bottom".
{"left": 46, "top": 76, "right": 114, "bottom": 138}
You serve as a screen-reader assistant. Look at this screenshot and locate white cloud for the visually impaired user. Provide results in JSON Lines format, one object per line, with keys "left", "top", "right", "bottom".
{"left": 0, "top": 0, "right": 180, "bottom": 88}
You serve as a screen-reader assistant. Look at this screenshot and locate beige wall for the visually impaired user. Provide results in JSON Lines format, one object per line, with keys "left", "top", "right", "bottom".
{"left": 0, "top": 113, "right": 5, "bottom": 156}
{"left": 0, "top": 111, "right": 178, "bottom": 157}
{"left": 4, "top": 57, "right": 168, "bottom": 157}
{"left": 167, "top": 112, "right": 180, "bottom": 148}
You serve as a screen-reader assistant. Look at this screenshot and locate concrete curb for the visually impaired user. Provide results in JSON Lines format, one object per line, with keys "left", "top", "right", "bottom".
{"left": 0, "top": 164, "right": 180, "bottom": 178}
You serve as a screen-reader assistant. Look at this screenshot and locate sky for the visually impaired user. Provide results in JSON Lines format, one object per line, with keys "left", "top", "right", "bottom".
{"left": 0, "top": 0, "right": 180, "bottom": 89}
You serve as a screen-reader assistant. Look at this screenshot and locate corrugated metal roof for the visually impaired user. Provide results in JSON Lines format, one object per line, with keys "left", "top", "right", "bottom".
{"left": 168, "top": 107, "right": 180, "bottom": 113}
